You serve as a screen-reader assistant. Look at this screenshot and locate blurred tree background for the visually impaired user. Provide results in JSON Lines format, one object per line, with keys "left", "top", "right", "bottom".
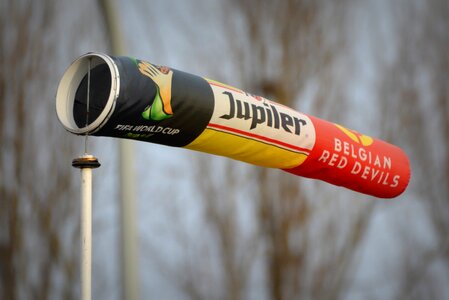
{"left": 1, "top": 0, "right": 448, "bottom": 299}
{"left": 0, "top": 0, "right": 113, "bottom": 299}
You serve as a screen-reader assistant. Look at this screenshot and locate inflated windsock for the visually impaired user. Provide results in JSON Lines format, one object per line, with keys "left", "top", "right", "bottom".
{"left": 56, "top": 53, "right": 410, "bottom": 198}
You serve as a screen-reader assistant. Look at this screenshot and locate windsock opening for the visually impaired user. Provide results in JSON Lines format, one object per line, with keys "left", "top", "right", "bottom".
{"left": 56, "top": 52, "right": 120, "bottom": 135}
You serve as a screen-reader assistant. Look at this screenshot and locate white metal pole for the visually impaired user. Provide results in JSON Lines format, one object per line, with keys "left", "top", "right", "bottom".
{"left": 73, "top": 155, "right": 101, "bottom": 300}
{"left": 81, "top": 167, "right": 92, "bottom": 300}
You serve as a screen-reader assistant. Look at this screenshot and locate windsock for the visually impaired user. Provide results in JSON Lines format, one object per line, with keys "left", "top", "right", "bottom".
{"left": 56, "top": 53, "right": 410, "bottom": 198}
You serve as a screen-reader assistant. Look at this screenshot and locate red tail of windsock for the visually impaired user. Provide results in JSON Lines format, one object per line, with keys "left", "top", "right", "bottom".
{"left": 56, "top": 53, "right": 411, "bottom": 198}
{"left": 283, "top": 116, "right": 410, "bottom": 198}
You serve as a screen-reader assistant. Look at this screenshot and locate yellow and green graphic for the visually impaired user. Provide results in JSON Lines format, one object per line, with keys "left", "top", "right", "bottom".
{"left": 137, "top": 60, "right": 174, "bottom": 121}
